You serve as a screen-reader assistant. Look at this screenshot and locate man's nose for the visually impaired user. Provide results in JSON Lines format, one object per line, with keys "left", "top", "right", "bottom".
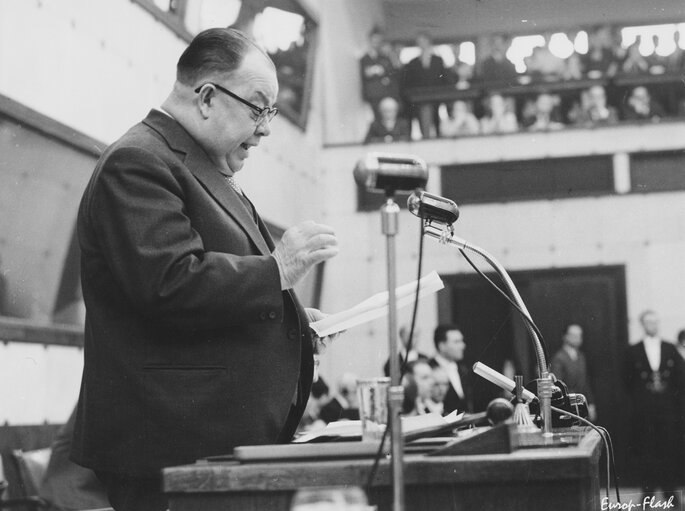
{"left": 255, "top": 118, "right": 272, "bottom": 137}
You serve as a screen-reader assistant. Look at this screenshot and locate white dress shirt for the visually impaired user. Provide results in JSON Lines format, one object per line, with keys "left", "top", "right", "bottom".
{"left": 643, "top": 336, "right": 662, "bottom": 372}
{"left": 434, "top": 353, "right": 465, "bottom": 399}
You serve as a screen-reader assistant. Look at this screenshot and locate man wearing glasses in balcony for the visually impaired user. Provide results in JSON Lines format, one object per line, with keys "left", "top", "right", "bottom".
{"left": 71, "top": 28, "right": 338, "bottom": 511}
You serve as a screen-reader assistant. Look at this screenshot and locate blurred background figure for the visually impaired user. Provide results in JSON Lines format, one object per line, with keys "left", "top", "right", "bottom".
{"left": 383, "top": 325, "right": 428, "bottom": 377}
{"left": 359, "top": 26, "right": 401, "bottom": 116}
{"left": 476, "top": 34, "right": 518, "bottom": 86}
{"left": 363, "top": 96, "right": 411, "bottom": 144}
{"left": 446, "top": 43, "right": 474, "bottom": 90}
{"left": 480, "top": 93, "right": 518, "bottom": 134}
{"left": 440, "top": 100, "right": 480, "bottom": 137}
{"left": 429, "top": 324, "right": 472, "bottom": 414}
{"left": 581, "top": 25, "right": 619, "bottom": 78}
{"left": 401, "top": 359, "right": 436, "bottom": 415}
{"left": 39, "top": 407, "right": 110, "bottom": 511}
{"left": 550, "top": 323, "right": 597, "bottom": 421}
{"left": 401, "top": 32, "right": 447, "bottom": 139}
{"left": 622, "top": 86, "right": 665, "bottom": 122}
{"left": 320, "top": 372, "right": 360, "bottom": 423}
{"left": 524, "top": 33, "right": 566, "bottom": 81}
{"left": 666, "top": 30, "right": 685, "bottom": 72}
{"left": 678, "top": 329, "right": 685, "bottom": 361}
{"left": 620, "top": 36, "right": 650, "bottom": 74}
{"left": 624, "top": 310, "right": 685, "bottom": 499}
{"left": 573, "top": 85, "right": 618, "bottom": 126}
{"left": 527, "top": 93, "right": 565, "bottom": 131}
{"left": 298, "top": 377, "right": 330, "bottom": 432}
{"left": 430, "top": 366, "right": 450, "bottom": 415}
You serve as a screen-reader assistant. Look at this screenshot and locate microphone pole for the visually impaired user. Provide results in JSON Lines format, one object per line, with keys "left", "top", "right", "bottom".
{"left": 381, "top": 193, "right": 405, "bottom": 511}
{"left": 354, "top": 153, "right": 429, "bottom": 511}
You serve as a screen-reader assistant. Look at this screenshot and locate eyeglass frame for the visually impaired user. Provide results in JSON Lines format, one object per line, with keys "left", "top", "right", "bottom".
{"left": 194, "top": 82, "right": 278, "bottom": 124}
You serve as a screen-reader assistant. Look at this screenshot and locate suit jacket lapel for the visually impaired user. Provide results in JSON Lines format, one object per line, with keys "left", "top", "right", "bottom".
{"left": 142, "top": 110, "right": 271, "bottom": 255}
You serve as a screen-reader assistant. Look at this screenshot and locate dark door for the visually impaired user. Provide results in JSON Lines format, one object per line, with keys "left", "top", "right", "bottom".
{"left": 439, "top": 265, "right": 633, "bottom": 483}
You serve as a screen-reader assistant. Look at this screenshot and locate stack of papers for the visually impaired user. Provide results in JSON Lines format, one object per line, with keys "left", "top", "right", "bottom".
{"left": 293, "top": 410, "right": 464, "bottom": 444}
{"left": 310, "top": 271, "right": 444, "bottom": 338}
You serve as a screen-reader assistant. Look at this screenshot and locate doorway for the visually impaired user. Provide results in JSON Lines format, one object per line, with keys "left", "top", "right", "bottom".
{"left": 439, "top": 264, "right": 633, "bottom": 482}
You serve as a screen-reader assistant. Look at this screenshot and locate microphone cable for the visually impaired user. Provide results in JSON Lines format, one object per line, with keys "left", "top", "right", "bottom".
{"left": 366, "top": 218, "right": 426, "bottom": 491}
{"left": 550, "top": 405, "right": 621, "bottom": 503}
{"left": 456, "top": 247, "right": 550, "bottom": 368}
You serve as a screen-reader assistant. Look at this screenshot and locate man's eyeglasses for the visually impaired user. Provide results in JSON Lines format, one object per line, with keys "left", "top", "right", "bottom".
{"left": 194, "top": 83, "right": 278, "bottom": 125}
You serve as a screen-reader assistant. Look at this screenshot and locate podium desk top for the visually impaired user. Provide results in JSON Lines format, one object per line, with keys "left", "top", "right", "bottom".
{"left": 163, "top": 428, "right": 602, "bottom": 494}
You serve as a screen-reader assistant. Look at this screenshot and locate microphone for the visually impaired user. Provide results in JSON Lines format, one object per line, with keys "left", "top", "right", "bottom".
{"left": 354, "top": 153, "right": 428, "bottom": 193}
{"left": 407, "top": 190, "right": 459, "bottom": 225}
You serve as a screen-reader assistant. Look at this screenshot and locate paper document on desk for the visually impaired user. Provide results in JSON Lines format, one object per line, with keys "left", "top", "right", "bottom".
{"left": 292, "top": 410, "right": 464, "bottom": 444}
{"left": 310, "top": 271, "right": 444, "bottom": 338}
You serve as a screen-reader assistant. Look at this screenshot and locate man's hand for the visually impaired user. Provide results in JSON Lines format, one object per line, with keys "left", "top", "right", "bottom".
{"left": 272, "top": 221, "right": 338, "bottom": 290}
{"left": 305, "top": 308, "right": 342, "bottom": 354}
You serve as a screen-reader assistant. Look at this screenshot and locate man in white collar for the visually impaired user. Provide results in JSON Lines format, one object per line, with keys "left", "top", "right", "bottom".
{"left": 624, "top": 310, "right": 684, "bottom": 500}
{"left": 429, "top": 324, "right": 472, "bottom": 414}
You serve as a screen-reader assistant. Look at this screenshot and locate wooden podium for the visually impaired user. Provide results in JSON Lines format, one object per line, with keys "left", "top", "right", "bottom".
{"left": 163, "top": 428, "right": 602, "bottom": 511}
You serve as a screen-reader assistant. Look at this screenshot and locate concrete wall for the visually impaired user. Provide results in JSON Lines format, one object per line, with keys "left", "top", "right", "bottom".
{"left": 316, "top": 122, "right": 685, "bottom": 383}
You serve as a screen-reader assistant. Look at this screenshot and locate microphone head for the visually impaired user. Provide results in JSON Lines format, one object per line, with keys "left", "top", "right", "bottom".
{"left": 407, "top": 190, "right": 459, "bottom": 225}
{"left": 354, "top": 153, "right": 428, "bottom": 193}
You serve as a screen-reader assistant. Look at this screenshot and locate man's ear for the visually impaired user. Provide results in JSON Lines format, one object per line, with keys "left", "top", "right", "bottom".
{"left": 197, "top": 85, "right": 215, "bottom": 118}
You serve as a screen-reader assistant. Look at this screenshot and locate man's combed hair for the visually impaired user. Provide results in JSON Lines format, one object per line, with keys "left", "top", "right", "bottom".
{"left": 176, "top": 27, "right": 265, "bottom": 85}
{"left": 433, "top": 323, "right": 461, "bottom": 350}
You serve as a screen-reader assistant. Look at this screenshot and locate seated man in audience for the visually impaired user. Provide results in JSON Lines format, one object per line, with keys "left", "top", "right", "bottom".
{"left": 622, "top": 86, "right": 665, "bottom": 122}
{"left": 401, "top": 359, "right": 437, "bottom": 416}
{"left": 363, "top": 96, "right": 411, "bottom": 144}
{"left": 319, "top": 372, "right": 360, "bottom": 423}
{"left": 528, "top": 93, "right": 565, "bottom": 131}
{"left": 441, "top": 100, "right": 480, "bottom": 137}
{"left": 480, "top": 93, "right": 518, "bottom": 134}
{"left": 429, "top": 366, "right": 450, "bottom": 416}
{"left": 573, "top": 85, "right": 618, "bottom": 127}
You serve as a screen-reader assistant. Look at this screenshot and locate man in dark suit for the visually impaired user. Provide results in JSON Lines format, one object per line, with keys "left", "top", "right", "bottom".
{"left": 550, "top": 323, "right": 596, "bottom": 421}
{"left": 429, "top": 324, "right": 472, "bottom": 414}
{"left": 624, "top": 310, "right": 684, "bottom": 498}
{"left": 71, "top": 28, "right": 338, "bottom": 511}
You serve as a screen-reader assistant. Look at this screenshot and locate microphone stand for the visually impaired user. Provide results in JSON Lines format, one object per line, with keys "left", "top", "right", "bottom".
{"left": 422, "top": 222, "right": 553, "bottom": 436}
{"left": 381, "top": 194, "right": 405, "bottom": 511}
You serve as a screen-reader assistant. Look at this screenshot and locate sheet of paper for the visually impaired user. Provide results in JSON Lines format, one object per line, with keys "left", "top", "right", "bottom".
{"left": 292, "top": 411, "right": 465, "bottom": 444}
{"left": 310, "top": 271, "right": 444, "bottom": 337}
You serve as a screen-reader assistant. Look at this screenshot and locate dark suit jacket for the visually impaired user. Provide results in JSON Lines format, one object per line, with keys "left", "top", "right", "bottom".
{"left": 428, "top": 358, "right": 473, "bottom": 415}
{"left": 550, "top": 348, "right": 595, "bottom": 404}
{"left": 71, "top": 110, "right": 313, "bottom": 477}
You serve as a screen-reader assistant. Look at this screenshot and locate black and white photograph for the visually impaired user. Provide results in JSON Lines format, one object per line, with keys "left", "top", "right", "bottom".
{"left": 0, "top": 0, "right": 684, "bottom": 509}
